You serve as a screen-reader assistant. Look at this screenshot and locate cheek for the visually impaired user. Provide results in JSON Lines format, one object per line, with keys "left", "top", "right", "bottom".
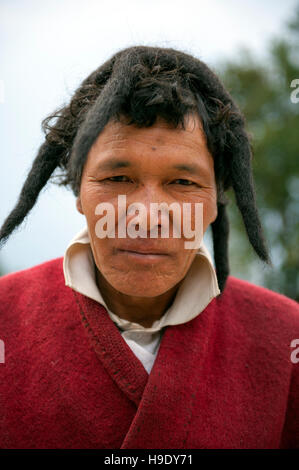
{"left": 187, "top": 191, "right": 217, "bottom": 234}
{"left": 203, "top": 196, "right": 217, "bottom": 230}
{"left": 80, "top": 183, "right": 112, "bottom": 226}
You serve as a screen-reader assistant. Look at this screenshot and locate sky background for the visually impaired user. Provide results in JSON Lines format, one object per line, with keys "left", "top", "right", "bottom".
{"left": 0, "top": 0, "right": 298, "bottom": 275}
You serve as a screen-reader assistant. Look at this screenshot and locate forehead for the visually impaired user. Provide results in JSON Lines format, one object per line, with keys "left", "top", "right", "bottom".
{"left": 83, "top": 113, "right": 215, "bottom": 180}
{"left": 89, "top": 113, "right": 209, "bottom": 155}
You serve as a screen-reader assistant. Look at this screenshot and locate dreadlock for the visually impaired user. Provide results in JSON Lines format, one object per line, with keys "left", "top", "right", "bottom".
{"left": 0, "top": 45, "right": 271, "bottom": 292}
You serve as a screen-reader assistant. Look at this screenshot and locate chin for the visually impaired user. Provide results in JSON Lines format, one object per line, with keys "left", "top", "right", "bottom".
{"left": 108, "top": 274, "right": 176, "bottom": 298}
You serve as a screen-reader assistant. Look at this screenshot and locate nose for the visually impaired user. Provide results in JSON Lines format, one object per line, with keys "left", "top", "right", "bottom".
{"left": 123, "top": 185, "right": 180, "bottom": 238}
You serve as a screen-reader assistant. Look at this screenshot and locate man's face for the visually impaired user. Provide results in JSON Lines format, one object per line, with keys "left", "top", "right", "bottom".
{"left": 77, "top": 113, "right": 217, "bottom": 297}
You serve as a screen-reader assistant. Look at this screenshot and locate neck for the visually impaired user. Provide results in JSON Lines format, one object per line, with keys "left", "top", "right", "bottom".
{"left": 95, "top": 269, "right": 181, "bottom": 328}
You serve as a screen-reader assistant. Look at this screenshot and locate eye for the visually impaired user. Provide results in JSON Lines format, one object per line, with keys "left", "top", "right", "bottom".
{"left": 171, "top": 179, "right": 196, "bottom": 186}
{"left": 106, "top": 175, "right": 132, "bottom": 182}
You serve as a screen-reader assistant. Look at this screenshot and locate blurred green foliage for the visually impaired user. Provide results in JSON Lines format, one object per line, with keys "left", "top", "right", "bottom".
{"left": 219, "top": 6, "right": 299, "bottom": 300}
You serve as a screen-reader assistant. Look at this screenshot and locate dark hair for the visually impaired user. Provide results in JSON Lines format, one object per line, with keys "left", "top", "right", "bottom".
{"left": 0, "top": 45, "right": 271, "bottom": 291}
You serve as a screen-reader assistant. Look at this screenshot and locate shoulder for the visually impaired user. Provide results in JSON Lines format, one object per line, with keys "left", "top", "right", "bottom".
{"left": 0, "top": 256, "right": 64, "bottom": 296}
{"left": 0, "top": 256, "right": 71, "bottom": 336}
{"left": 0, "top": 256, "right": 64, "bottom": 282}
{"left": 218, "top": 275, "right": 299, "bottom": 335}
{"left": 224, "top": 275, "right": 298, "bottom": 310}
{"left": 0, "top": 257, "right": 65, "bottom": 335}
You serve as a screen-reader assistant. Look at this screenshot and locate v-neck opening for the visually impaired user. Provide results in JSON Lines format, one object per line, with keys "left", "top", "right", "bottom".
{"left": 73, "top": 290, "right": 153, "bottom": 406}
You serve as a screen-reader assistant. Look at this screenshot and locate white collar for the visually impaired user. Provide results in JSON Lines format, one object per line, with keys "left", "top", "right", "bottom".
{"left": 63, "top": 226, "right": 220, "bottom": 333}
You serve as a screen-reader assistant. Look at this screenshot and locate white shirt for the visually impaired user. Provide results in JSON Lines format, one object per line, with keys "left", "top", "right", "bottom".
{"left": 63, "top": 226, "right": 220, "bottom": 373}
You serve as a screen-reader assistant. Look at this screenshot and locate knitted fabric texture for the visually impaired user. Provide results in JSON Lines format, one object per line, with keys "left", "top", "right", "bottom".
{"left": 0, "top": 257, "right": 298, "bottom": 449}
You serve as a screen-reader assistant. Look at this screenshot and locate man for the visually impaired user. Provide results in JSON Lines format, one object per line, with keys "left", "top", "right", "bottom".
{"left": 0, "top": 46, "right": 298, "bottom": 449}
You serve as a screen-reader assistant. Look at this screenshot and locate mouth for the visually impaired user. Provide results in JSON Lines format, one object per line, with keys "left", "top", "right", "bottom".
{"left": 116, "top": 248, "right": 170, "bottom": 262}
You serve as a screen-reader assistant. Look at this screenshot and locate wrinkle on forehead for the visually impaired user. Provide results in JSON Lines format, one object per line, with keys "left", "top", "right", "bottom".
{"left": 91, "top": 113, "right": 206, "bottom": 152}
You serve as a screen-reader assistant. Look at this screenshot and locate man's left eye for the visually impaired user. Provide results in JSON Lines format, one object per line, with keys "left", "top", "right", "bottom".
{"left": 171, "top": 179, "right": 195, "bottom": 186}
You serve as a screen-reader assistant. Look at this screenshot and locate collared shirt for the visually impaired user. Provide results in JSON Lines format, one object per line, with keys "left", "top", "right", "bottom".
{"left": 63, "top": 226, "right": 220, "bottom": 373}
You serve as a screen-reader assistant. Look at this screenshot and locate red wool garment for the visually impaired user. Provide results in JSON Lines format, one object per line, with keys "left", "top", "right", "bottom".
{"left": 0, "top": 257, "right": 298, "bottom": 449}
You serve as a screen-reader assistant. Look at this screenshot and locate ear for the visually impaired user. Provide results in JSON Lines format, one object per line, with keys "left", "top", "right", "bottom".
{"left": 76, "top": 196, "right": 84, "bottom": 215}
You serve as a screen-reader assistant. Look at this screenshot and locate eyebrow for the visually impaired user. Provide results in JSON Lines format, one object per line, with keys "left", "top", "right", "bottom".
{"left": 95, "top": 159, "right": 203, "bottom": 174}
{"left": 95, "top": 159, "right": 132, "bottom": 171}
{"left": 172, "top": 163, "right": 202, "bottom": 174}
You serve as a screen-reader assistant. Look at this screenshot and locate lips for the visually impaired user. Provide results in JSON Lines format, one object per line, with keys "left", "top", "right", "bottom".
{"left": 116, "top": 243, "right": 170, "bottom": 256}
{"left": 119, "top": 250, "right": 168, "bottom": 256}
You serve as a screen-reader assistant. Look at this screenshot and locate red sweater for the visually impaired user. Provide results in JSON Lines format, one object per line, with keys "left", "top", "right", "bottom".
{"left": 0, "top": 257, "right": 298, "bottom": 449}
